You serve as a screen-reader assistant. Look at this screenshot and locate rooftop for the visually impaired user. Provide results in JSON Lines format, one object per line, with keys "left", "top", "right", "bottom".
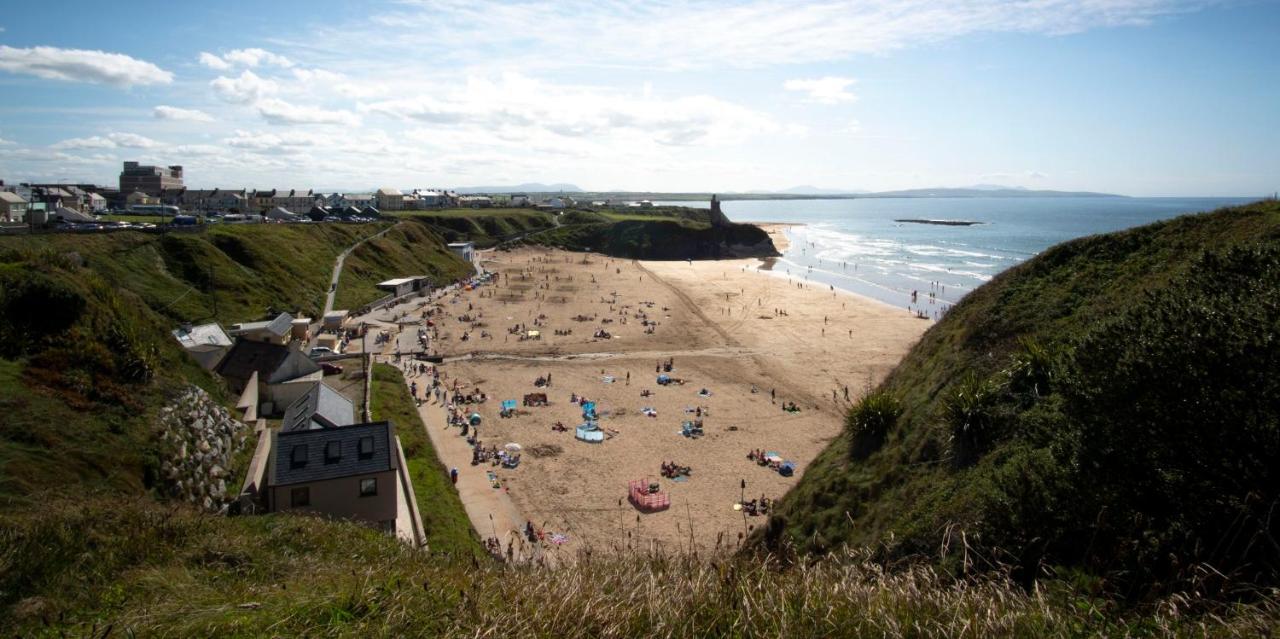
{"left": 172, "top": 323, "right": 232, "bottom": 350}
{"left": 282, "top": 382, "right": 355, "bottom": 432}
{"left": 376, "top": 277, "right": 427, "bottom": 288}
{"left": 270, "top": 421, "right": 398, "bottom": 487}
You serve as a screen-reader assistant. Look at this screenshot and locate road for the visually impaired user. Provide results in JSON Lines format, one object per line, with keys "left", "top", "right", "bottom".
{"left": 323, "top": 223, "right": 398, "bottom": 316}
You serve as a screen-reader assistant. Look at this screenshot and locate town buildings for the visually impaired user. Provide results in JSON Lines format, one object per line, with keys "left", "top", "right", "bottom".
{"left": 120, "top": 161, "right": 184, "bottom": 195}
{"left": 0, "top": 191, "right": 28, "bottom": 222}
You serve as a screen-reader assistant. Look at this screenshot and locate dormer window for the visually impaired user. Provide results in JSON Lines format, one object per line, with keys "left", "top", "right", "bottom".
{"left": 358, "top": 436, "right": 375, "bottom": 460}
{"left": 325, "top": 441, "right": 341, "bottom": 464}
{"left": 290, "top": 444, "right": 308, "bottom": 468}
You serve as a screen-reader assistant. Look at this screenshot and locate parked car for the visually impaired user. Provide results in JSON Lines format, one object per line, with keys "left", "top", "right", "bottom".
{"left": 321, "top": 362, "right": 344, "bottom": 376}
{"left": 308, "top": 346, "right": 335, "bottom": 358}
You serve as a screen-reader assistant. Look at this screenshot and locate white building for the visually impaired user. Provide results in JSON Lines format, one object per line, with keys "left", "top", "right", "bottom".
{"left": 447, "top": 242, "right": 475, "bottom": 263}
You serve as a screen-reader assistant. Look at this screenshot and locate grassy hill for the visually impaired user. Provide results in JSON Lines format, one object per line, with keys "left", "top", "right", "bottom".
{"left": 334, "top": 223, "right": 477, "bottom": 310}
{"left": 525, "top": 208, "right": 777, "bottom": 260}
{"left": 390, "top": 209, "right": 557, "bottom": 247}
{"left": 6, "top": 498, "right": 1277, "bottom": 636}
{"left": 5, "top": 205, "right": 1280, "bottom": 634}
{"left": 765, "top": 199, "right": 1280, "bottom": 598}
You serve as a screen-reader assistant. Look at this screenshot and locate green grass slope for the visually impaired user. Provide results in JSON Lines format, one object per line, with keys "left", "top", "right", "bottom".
{"left": 390, "top": 209, "right": 557, "bottom": 247}
{"left": 334, "top": 223, "right": 476, "bottom": 310}
{"left": 0, "top": 249, "right": 219, "bottom": 509}
{"left": 5, "top": 498, "right": 1276, "bottom": 636}
{"left": 530, "top": 217, "right": 777, "bottom": 259}
{"left": 766, "top": 199, "right": 1280, "bottom": 596}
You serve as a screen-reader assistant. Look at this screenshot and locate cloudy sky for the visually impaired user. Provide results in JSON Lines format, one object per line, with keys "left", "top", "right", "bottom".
{"left": 0, "top": 0, "right": 1276, "bottom": 195}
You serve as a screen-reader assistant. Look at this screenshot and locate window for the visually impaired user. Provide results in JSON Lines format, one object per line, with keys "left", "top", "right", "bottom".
{"left": 359, "top": 478, "right": 377, "bottom": 497}
{"left": 358, "top": 436, "right": 375, "bottom": 460}
{"left": 290, "top": 445, "right": 308, "bottom": 468}
{"left": 290, "top": 487, "right": 310, "bottom": 507}
{"left": 325, "top": 440, "right": 341, "bottom": 464}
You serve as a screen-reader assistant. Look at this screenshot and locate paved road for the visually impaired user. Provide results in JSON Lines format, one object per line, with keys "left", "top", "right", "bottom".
{"left": 323, "top": 223, "right": 398, "bottom": 316}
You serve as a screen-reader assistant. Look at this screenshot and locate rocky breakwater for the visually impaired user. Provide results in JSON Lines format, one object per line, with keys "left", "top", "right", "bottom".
{"left": 156, "top": 386, "right": 250, "bottom": 512}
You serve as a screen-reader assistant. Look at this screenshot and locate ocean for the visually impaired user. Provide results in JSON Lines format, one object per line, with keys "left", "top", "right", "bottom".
{"left": 668, "top": 196, "right": 1256, "bottom": 317}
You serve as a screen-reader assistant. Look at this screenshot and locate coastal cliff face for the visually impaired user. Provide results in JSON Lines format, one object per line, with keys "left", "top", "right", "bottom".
{"left": 766, "top": 199, "right": 1280, "bottom": 593}
{"left": 535, "top": 219, "right": 779, "bottom": 260}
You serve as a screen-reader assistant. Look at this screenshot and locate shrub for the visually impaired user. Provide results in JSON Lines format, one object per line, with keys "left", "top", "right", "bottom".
{"left": 847, "top": 390, "right": 902, "bottom": 461}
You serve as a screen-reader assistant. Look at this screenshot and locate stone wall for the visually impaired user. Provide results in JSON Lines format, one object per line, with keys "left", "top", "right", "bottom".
{"left": 156, "top": 385, "right": 250, "bottom": 512}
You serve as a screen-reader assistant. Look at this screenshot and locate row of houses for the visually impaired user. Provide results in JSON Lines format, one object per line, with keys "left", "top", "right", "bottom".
{"left": 171, "top": 299, "right": 430, "bottom": 544}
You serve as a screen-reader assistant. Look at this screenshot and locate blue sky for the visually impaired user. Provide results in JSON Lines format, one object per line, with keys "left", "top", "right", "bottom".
{"left": 0, "top": 0, "right": 1276, "bottom": 195}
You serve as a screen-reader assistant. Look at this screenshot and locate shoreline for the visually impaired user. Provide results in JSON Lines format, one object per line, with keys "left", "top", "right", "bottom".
{"left": 751, "top": 222, "right": 925, "bottom": 317}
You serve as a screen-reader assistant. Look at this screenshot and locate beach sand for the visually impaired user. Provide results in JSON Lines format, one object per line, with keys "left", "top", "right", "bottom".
{"left": 387, "top": 244, "right": 926, "bottom": 557}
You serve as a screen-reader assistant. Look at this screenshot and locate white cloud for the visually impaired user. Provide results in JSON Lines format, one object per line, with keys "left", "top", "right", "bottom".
{"left": 0, "top": 45, "right": 172, "bottom": 86}
{"left": 358, "top": 0, "right": 1213, "bottom": 71}
{"left": 172, "top": 144, "right": 225, "bottom": 156}
{"left": 51, "top": 136, "right": 116, "bottom": 150}
{"left": 223, "top": 129, "right": 326, "bottom": 152}
{"left": 51, "top": 132, "right": 159, "bottom": 150}
{"left": 0, "top": 134, "right": 15, "bottom": 146}
{"left": 361, "top": 74, "right": 776, "bottom": 147}
{"left": 200, "top": 48, "right": 293, "bottom": 71}
{"left": 154, "top": 105, "right": 215, "bottom": 122}
{"left": 784, "top": 76, "right": 857, "bottom": 104}
{"left": 255, "top": 98, "right": 360, "bottom": 126}
{"left": 198, "top": 51, "right": 231, "bottom": 70}
{"left": 223, "top": 48, "right": 293, "bottom": 68}
{"left": 108, "top": 132, "right": 159, "bottom": 148}
{"left": 210, "top": 70, "right": 278, "bottom": 104}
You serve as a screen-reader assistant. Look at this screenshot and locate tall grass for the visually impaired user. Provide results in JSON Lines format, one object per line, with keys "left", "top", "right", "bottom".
{"left": 3, "top": 498, "right": 1277, "bottom": 637}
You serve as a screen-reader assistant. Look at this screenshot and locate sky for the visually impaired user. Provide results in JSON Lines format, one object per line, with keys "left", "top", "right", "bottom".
{"left": 0, "top": 0, "right": 1276, "bottom": 196}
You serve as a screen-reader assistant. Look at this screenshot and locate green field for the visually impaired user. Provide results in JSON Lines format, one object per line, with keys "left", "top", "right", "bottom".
{"left": 97, "top": 214, "right": 173, "bottom": 224}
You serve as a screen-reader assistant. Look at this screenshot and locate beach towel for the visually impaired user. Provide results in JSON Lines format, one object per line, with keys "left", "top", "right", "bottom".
{"left": 501, "top": 400, "right": 517, "bottom": 411}
{"left": 549, "top": 533, "right": 569, "bottom": 544}
{"left": 602, "top": 376, "right": 615, "bottom": 383}
{"left": 671, "top": 475, "right": 689, "bottom": 482}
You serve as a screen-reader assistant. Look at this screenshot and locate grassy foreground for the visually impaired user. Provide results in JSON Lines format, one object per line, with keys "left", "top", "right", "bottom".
{"left": 4, "top": 498, "right": 1277, "bottom": 636}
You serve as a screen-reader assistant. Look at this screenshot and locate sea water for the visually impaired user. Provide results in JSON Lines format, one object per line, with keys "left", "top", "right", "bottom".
{"left": 669, "top": 197, "right": 1255, "bottom": 316}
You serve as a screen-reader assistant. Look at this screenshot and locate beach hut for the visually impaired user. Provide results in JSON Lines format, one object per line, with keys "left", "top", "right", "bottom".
{"left": 576, "top": 422, "right": 605, "bottom": 443}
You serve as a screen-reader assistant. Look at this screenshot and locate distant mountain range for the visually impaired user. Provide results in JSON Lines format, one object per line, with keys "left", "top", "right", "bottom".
{"left": 865, "top": 186, "right": 1123, "bottom": 198}
{"left": 436, "top": 183, "right": 1121, "bottom": 199}
{"left": 454, "top": 183, "right": 582, "bottom": 194}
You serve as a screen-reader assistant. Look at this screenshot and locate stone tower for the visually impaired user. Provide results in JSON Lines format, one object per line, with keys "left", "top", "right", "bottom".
{"left": 708, "top": 193, "right": 731, "bottom": 227}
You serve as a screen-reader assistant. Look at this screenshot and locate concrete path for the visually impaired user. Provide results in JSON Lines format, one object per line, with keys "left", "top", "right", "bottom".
{"left": 412, "top": 377, "right": 537, "bottom": 561}
{"left": 323, "top": 223, "right": 398, "bottom": 316}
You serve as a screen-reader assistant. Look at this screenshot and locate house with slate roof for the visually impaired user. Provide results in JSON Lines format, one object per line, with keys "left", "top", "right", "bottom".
{"left": 227, "top": 312, "right": 293, "bottom": 345}
{"left": 215, "top": 340, "right": 322, "bottom": 412}
{"left": 267, "top": 420, "right": 400, "bottom": 532}
{"left": 282, "top": 382, "right": 354, "bottom": 432}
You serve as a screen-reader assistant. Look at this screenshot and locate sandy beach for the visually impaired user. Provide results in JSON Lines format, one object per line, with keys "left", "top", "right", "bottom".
{"left": 365, "top": 242, "right": 927, "bottom": 557}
